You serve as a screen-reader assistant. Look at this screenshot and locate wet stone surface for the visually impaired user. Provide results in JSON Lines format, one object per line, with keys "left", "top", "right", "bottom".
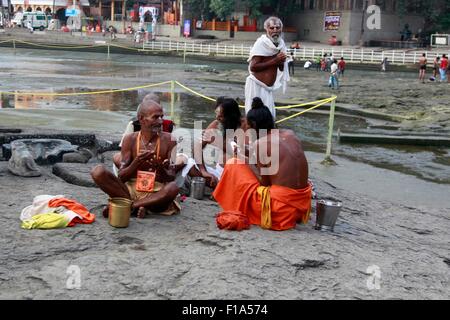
{"left": 3, "top": 139, "right": 78, "bottom": 164}
{"left": 0, "top": 155, "right": 449, "bottom": 299}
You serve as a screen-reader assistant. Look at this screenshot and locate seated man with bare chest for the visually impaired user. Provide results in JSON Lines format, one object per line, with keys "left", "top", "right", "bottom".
{"left": 91, "top": 100, "right": 180, "bottom": 218}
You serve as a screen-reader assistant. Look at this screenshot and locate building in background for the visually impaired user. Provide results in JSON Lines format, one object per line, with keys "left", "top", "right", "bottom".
{"left": 11, "top": 0, "right": 89, "bottom": 22}
{"left": 286, "top": 0, "right": 426, "bottom": 45}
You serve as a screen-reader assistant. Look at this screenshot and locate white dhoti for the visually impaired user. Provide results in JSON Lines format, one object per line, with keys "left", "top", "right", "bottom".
{"left": 180, "top": 156, "right": 224, "bottom": 181}
{"left": 245, "top": 75, "right": 276, "bottom": 119}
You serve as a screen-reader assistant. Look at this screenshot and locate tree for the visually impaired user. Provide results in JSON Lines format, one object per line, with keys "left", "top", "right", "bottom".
{"left": 419, "top": 0, "right": 450, "bottom": 32}
{"left": 243, "top": 0, "right": 300, "bottom": 20}
{"left": 185, "top": 0, "right": 212, "bottom": 20}
{"left": 209, "top": 0, "right": 236, "bottom": 20}
{"left": 436, "top": 0, "right": 450, "bottom": 31}
{"left": 242, "top": 0, "right": 269, "bottom": 19}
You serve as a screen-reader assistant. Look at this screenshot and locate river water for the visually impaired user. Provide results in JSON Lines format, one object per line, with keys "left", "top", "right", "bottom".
{"left": 1, "top": 48, "right": 449, "bottom": 191}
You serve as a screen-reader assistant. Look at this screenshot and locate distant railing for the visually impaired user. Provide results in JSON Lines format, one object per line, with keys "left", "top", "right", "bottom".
{"left": 142, "top": 40, "right": 450, "bottom": 66}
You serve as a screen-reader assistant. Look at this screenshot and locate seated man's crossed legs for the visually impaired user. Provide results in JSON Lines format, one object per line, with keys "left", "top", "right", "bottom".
{"left": 91, "top": 165, "right": 179, "bottom": 219}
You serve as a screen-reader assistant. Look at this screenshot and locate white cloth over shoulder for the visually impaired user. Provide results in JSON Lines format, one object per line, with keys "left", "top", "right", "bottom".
{"left": 119, "top": 121, "right": 135, "bottom": 148}
{"left": 113, "top": 121, "right": 135, "bottom": 176}
{"left": 245, "top": 34, "right": 290, "bottom": 118}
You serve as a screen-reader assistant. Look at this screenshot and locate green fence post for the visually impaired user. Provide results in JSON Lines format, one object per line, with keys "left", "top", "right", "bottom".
{"left": 321, "top": 98, "right": 337, "bottom": 165}
{"left": 170, "top": 80, "right": 175, "bottom": 120}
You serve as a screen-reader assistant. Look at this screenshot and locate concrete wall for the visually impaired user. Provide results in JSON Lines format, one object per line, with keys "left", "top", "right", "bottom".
{"left": 288, "top": 11, "right": 425, "bottom": 45}
{"left": 349, "top": 13, "right": 424, "bottom": 45}
{"left": 192, "top": 29, "right": 297, "bottom": 42}
{"left": 98, "top": 20, "right": 299, "bottom": 41}
{"left": 288, "top": 12, "right": 353, "bottom": 45}
{"left": 108, "top": 21, "right": 181, "bottom": 38}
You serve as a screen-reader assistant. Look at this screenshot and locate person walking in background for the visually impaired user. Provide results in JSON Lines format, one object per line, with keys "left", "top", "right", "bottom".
{"left": 287, "top": 51, "right": 295, "bottom": 76}
{"left": 26, "top": 20, "right": 33, "bottom": 33}
{"left": 439, "top": 54, "right": 448, "bottom": 82}
{"left": 337, "top": 57, "right": 346, "bottom": 77}
{"left": 446, "top": 57, "right": 450, "bottom": 83}
{"left": 432, "top": 56, "right": 440, "bottom": 81}
{"left": 329, "top": 59, "right": 339, "bottom": 90}
{"left": 315, "top": 55, "right": 322, "bottom": 72}
{"left": 418, "top": 53, "right": 427, "bottom": 84}
{"left": 447, "top": 60, "right": 450, "bottom": 83}
{"left": 321, "top": 54, "right": 327, "bottom": 71}
{"left": 381, "top": 57, "right": 388, "bottom": 72}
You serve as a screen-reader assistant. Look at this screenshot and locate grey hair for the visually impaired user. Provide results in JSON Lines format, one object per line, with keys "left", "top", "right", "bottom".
{"left": 264, "top": 16, "right": 283, "bottom": 30}
{"left": 137, "top": 99, "right": 161, "bottom": 118}
{"left": 136, "top": 103, "right": 143, "bottom": 117}
{"left": 143, "top": 92, "right": 161, "bottom": 104}
{"left": 137, "top": 93, "right": 161, "bottom": 117}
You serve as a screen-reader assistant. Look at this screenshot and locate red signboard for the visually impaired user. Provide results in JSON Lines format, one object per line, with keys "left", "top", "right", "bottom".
{"left": 324, "top": 11, "right": 341, "bottom": 31}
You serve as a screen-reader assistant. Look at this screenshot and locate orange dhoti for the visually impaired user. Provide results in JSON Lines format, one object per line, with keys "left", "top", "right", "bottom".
{"left": 212, "top": 158, "right": 312, "bottom": 231}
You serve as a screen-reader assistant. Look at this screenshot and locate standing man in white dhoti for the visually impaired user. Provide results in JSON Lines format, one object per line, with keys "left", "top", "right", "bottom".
{"left": 245, "top": 16, "right": 290, "bottom": 119}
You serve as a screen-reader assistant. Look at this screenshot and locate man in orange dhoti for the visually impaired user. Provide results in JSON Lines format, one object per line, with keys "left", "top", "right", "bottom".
{"left": 213, "top": 97, "right": 312, "bottom": 231}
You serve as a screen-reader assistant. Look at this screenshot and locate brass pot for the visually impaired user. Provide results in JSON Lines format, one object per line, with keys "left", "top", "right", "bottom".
{"left": 108, "top": 197, "right": 132, "bottom": 228}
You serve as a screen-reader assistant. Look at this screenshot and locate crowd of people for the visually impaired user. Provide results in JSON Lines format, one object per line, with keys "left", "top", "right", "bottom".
{"left": 414, "top": 53, "right": 450, "bottom": 84}
{"left": 427, "top": 53, "right": 450, "bottom": 83}
{"left": 300, "top": 53, "right": 346, "bottom": 90}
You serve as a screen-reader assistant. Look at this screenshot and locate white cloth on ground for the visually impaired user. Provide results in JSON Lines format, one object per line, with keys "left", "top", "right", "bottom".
{"left": 20, "top": 195, "right": 82, "bottom": 223}
{"left": 245, "top": 34, "right": 290, "bottom": 118}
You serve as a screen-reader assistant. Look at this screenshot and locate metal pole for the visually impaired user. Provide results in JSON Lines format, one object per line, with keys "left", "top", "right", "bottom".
{"left": 107, "top": 43, "right": 110, "bottom": 59}
{"left": 170, "top": 80, "right": 175, "bottom": 120}
{"left": 13, "top": 39, "right": 16, "bottom": 54}
{"left": 122, "top": 0, "right": 125, "bottom": 34}
{"left": 322, "top": 98, "right": 337, "bottom": 165}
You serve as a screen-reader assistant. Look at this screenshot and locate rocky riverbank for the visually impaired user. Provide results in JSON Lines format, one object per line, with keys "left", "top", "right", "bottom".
{"left": 0, "top": 45, "right": 449, "bottom": 300}
{"left": 0, "top": 128, "right": 449, "bottom": 299}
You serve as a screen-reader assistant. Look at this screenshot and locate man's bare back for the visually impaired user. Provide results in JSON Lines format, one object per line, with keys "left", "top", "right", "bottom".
{"left": 256, "top": 129, "right": 308, "bottom": 189}
{"left": 419, "top": 57, "right": 427, "bottom": 66}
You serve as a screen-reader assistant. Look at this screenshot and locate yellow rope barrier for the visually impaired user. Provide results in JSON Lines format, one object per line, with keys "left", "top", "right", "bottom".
{"left": 2, "top": 38, "right": 147, "bottom": 51}
{"left": 275, "top": 98, "right": 335, "bottom": 124}
{"left": 14, "top": 39, "right": 99, "bottom": 50}
{"left": 0, "top": 81, "right": 172, "bottom": 96}
{"left": 275, "top": 96, "right": 336, "bottom": 109}
{"left": 0, "top": 43, "right": 336, "bottom": 118}
{"left": 174, "top": 81, "right": 336, "bottom": 112}
{"left": 109, "top": 43, "right": 142, "bottom": 52}
{"left": 175, "top": 81, "right": 217, "bottom": 102}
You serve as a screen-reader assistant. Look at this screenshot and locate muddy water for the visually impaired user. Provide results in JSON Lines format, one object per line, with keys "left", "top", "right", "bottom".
{"left": 1, "top": 48, "right": 449, "bottom": 186}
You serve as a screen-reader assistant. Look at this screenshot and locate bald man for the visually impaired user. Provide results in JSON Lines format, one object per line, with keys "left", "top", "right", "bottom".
{"left": 92, "top": 99, "right": 180, "bottom": 218}
{"left": 114, "top": 93, "right": 163, "bottom": 171}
